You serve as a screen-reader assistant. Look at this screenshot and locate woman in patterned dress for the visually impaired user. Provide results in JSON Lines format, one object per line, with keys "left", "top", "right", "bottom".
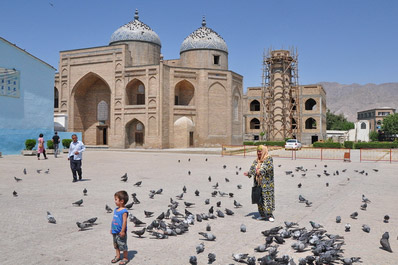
{"left": 244, "top": 145, "right": 275, "bottom": 221}
{"left": 37, "top": 133, "right": 48, "bottom": 160}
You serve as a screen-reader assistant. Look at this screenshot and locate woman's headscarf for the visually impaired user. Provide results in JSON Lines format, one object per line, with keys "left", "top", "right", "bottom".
{"left": 256, "top": 145, "right": 269, "bottom": 165}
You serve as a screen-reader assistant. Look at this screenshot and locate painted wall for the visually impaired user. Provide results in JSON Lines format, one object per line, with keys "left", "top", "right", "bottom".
{"left": 0, "top": 38, "right": 55, "bottom": 154}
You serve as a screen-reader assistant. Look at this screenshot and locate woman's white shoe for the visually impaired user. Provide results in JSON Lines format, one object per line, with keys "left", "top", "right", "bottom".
{"left": 268, "top": 217, "right": 275, "bottom": 222}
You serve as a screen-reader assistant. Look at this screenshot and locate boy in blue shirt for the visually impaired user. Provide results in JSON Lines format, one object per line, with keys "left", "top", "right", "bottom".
{"left": 111, "top": 191, "right": 129, "bottom": 265}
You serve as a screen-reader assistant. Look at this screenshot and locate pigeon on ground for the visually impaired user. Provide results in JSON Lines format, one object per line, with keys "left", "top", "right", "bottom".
{"left": 350, "top": 212, "right": 358, "bottom": 219}
{"left": 105, "top": 204, "right": 113, "bottom": 213}
{"left": 223, "top": 165, "right": 226, "bottom": 169}
{"left": 131, "top": 227, "right": 146, "bottom": 238}
{"left": 188, "top": 158, "right": 191, "bottom": 162}
{"left": 206, "top": 224, "right": 211, "bottom": 231}
{"left": 208, "top": 176, "right": 211, "bottom": 182}
{"left": 44, "top": 169, "right": 50, "bottom": 174}
{"left": 144, "top": 211, "right": 154, "bottom": 218}
{"left": 188, "top": 171, "right": 191, "bottom": 175}
{"left": 13, "top": 191, "right": 18, "bottom": 197}
{"left": 362, "top": 224, "right": 370, "bottom": 233}
{"left": 198, "top": 232, "right": 216, "bottom": 241}
{"left": 195, "top": 190, "right": 200, "bottom": 196}
{"left": 208, "top": 253, "right": 216, "bottom": 264}
{"left": 152, "top": 231, "right": 168, "bottom": 239}
{"left": 218, "top": 191, "right": 227, "bottom": 197}
{"left": 225, "top": 178, "right": 230, "bottom": 182}
{"left": 36, "top": 169, "right": 42, "bottom": 174}
{"left": 132, "top": 194, "right": 140, "bottom": 204}
{"left": 341, "top": 257, "right": 362, "bottom": 265}
{"left": 360, "top": 203, "right": 367, "bottom": 210}
{"left": 156, "top": 188, "right": 163, "bottom": 194}
{"left": 225, "top": 208, "right": 234, "bottom": 215}
{"left": 362, "top": 194, "right": 371, "bottom": 203}
{"left": 83, "top": 188, "right": 87, "bottom": 196}
{"left": 72, "top": 199, "right": 83, "bottom": 206}
{"left": 125, "top": 202, "right": 134, "bottom": 209}
{"left": 254, "top": 244, "right": 268, "bottom": 252}
{"left": 133, "top": 181, "right": 142, "bottom": 187}
{"left": 208, "top": 206, "right": 214, "bottom": 214}
{"left": 189, "top": 256, "right": 197, "bottom": 265}
{"left": 216, "top": 209, "right": 225, "bottom": 218}
{"left": 298, "top": 195, "right": 306, "bottom": 202}
{"left": 384, "top": 215, "right": 390, "bottom": 223}
{"left": 211, "top": 191, "right": 217, "bottom": 197}
{"left": 229, "top": 193, "right": 234, "bottom": 198}
{"left": 336, "top": 216, "right": 341, "bottom": 223}
{"left": 213, "top": 182, "right": 219, "bottom": 189}
{"left": 345, "top": 223, "right": 351, "bottom": 232}
{"left": 205, "top": 158, "right": 208, "bottom": 161}
{"left": 205, "top": 199, "right": 210, "bottom": 204}
{"left": 216, "top": 201, "right": 221, "bottom": 207}
{"left": 380, "top": 232, "right": 392, "bottom": 252}
{"left": 232, "top": 253, "right": 248, "bottom": 262}
{"left": 76, "top": 222, "right": 92, "bottom": 230}
{"left": 305, "top": 200, "right": 312, "bottom": 207}
{"left": 121, "top": 173, "right": 128, "bottom": 182}
{"left": 284, "top": 221, "right": 298, "bottom": 228}
{"left": 14, "top": 176, "right": 22, "bottom": 182}
{"left": 47, "top": 211, "right": 56, "bottom": 224}
{"left": 326, "top": 182, "right": 329, "bottom": 187}
{"left": 298, "top": 183, "right": 302, "bottom": 188}
{"left": 156, "top": 212, "right": 165, "bottom": 220}
{"left": 178, "top": 160, "right": 180, "bottom": 163}
{"left": 237, "top": 184, "right": 242, "bottom": 189}
{"left": 234, "top": 200, "right": 242, "bottom": 208}
{"left": 240, "top": 224, "right": 246, "bottom": 232}
{"left": 23, "top": 168, "right": 27, "bottom": 175}
{"left": 196, "top": 242, "right": 205, "bottom": 254}
{"left": 184, "top": 202, "right": 195, "bottom": 207}
{"left": 309, "top": 221, "right": 323, "bottom": 229}
{"left": 176, "top": 193, "right": 184, "bottom": 200}
{"left": 183, "top": 185, "right": 187, "bottom": 193}
{"left": 131, "top": 217, "right": 146, "bottom": 226}
{"left": 291, "top": 241, "right": 307, "bottom": 252}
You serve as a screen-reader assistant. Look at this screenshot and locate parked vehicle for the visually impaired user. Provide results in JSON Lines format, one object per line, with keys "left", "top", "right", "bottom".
{"left": 285, "top": 139, "right": 302, "bottom": 150}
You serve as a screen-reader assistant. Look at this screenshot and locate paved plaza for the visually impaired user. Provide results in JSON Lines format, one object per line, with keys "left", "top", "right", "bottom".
{"left": 0, "top": 150, "right": 397, "bottom": 264}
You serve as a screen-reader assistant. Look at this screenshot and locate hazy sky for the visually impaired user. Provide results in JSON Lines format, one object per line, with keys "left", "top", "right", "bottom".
{"left": 1, "top": 0, "right": 397, "bottom": 88}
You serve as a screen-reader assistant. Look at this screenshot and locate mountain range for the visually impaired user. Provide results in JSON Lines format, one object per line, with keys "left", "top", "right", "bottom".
{"left": 317, "top": 82, "right": 398, "bottom": 122}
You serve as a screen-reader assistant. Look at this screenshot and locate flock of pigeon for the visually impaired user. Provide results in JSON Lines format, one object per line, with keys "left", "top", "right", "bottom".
{"left": 12, "top": 158, "right": 395, "bottom": 264}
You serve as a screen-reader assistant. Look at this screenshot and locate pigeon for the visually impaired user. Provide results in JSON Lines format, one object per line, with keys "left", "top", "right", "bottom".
{"left": 205, "top": 199, "right": 210, "bottom": 204}
{"left": 254, "top": 244, "right": 268, "bottom": 252}
{"left": 165, "top": 209, "right": 170, "bottom": 219}
{"left": 144, "top": 211, "right": 154, "bottom": 218}
{"left": 212, "top": 182, "right": 218, "bottom": 189}
{"left": 185, "top": 209, "right": 193, "bottom": 216}
{"left": 208, "top": 206, "right": 214, "bottom": 214}
{"left": 223, "top": 165, "right": 226, "bottom": 169}
{"left": 189, "top": 256, "right": 197, "bottom": 265}
{"left": 105, "top": 204, "right": 113, "bottom": 213}
{"left": 234, "top": 200, "right": 242, "bottom": 208}
{"left": 44, "top": 169, "right": 50, "bottom": 174}
{"left": 345, "top": 223, "right": 351, "bottom": 232}
{"left": 206, "top": 224, "right": 211, "bottom": 231}
{"left": 131, "top": 227, "right": 146, "bottom": 238}
{"left": 240, "top": 224, "right": 246, "bottom": 232}
{"left": 360, "top": 203, "right": 367, "bottom": 210}
{"left": 229, "top": 192, "right": 234, "bottom": 198}
{"left": 232, "top": 253, "right": 248, "bottom": 262}
{"left": 183, "top": 185, "right": 187, "bottom": 193}
{"left": 225, "top": 208, "right": 234, "bottom": 215}
{"left": 373, "top": 169, "right": 378, "bottom": 172}
{"left": 216, "top": 209, "right": 224, "bottom": 218}
{"left": 350, "top": 212, "right": 358, "bottom": 219}
{"left": 309, "top": 221, "right": 323, "bottom": 229}
{"left": 133, "top": 181, "right": 142, "bottom": 187}
{"left": 188, "top": 171, "right": 191, "bottom": 175}
{"left": 236, "top": 171, "right": 239, "bottom": 175}
{"left": 216, "top": 201, "right": 221, "bottom": 207}
{"left": 237, "top": 184, "right": 242, "bottom": 189}
{"left": 196, "top": 214, "right": 202, "bottom": 222}
{"left": 326, "top": 182, "right": 329, "bottom": 187}
{"left": 341, "top": 257, "right": 362, "bottom": 265}
{"left": 362, "top": 194, "right": 371, "bottom": 203}
{"left": 188, "top": 158, "right": 190, "bottom": 162}
{"left": 211, "top": 191, "right": 217, "bottom": 197}
{"left": 184, "top": 201, "right": 195, "bottom": 207}
{"left": 14, "top": 176, "right": 22, "bottom": 182}
{"left": 284, "top": 221, "right": 298, "bottom": 228}
{"left": 176, "top": 193, "right": 184, "bottom": 200}
{"left": 380, "top": 232, "right": 392, "bottom": 252}
{"left": 125, "top": 202, "right": 134, "bottom": 209}
{"left": 72, "top": 199, "right": 83, "bottom": 206}
{"left": 36, "top": 169, "right": 42, "bottom": 174}
{"left": 336, "top": 216, "right": 341, "bottom": 223}
{"left": 291, "top": 241, "right": 307, "bottom": 252}
{"left": 208, "top": 253, "right": 216, "bottom": 264}
{"left": 274, "top": 235, "right": 285, "bottom": 244}
{"left": 198, "top": 232, "right": 216, "bottom": 241}
{"left": 13, "top": 191, "right": 18, "bottom": 197}
{"left": 225, "top": 178, "right": 230, "bottom": 182}
{"left": 76, "top": 222, "right": 92, "bottom": 230}
{"left": 121, "top": 173, "right": 128, "bottom": 182}
{"left": 148, "top": 192, "right": 155, "bottom": 199}
{"left": 155, "top": 188, "right": 163, "bottom": 194}
{"left": 178, "top": 160, "right": 180, "bottom": 163}
{"left": 218, "top": 191, "right": 227, "bottom": 197}
{"left": 298, "top": 195, "right": 306, "bottom": 202}
{"left": 205, "top": 158, "right": 208, "bottom": 161}
{"left": 46, "top": 211, "right": 56, "bottom": 224}
{"left": 305, "top": 200, "right": 312, "bottom": 207}
{"left": 152, "top": 231, "right": 168, "bottom": 239}
{"left": 298, "top": 183, "right": 302, "bottom": 188}
{"left": 82, "top": 188, "right": 87, "bottom": 196}
{"left": 196, "top": 242, "right": 205, "bottom": 254}
{"left": 23, "top": 168, "right": 27, "bottom": 175}
{"left": 132, "top": 194, "right": 141, "bottom": 204}
{"left": 156, "top": 212, "right": 165, "bottom": 220}
{"left": 83, "top": 217, "right": 97, "bottom": 224}
{"left": 131, "top": 217, "right": 146, "bottom": 226}
{"left": 384, "top": 215, "right": 390, "bottom": 223}
{"left": 362, "top": 224, "right": 370, "bottom": 233}
{"left": 195, "top": 190, "right": 200, "bottom": 196}
{"left": 208, "top": 176, "right": 211, "bottom": 182}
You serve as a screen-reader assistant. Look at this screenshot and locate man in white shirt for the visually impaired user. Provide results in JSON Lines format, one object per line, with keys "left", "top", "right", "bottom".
{"left": 68, "top": 134, "right": 86, "bottom": 182}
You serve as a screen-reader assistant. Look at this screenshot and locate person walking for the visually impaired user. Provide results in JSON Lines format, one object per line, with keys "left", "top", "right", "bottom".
{"left": 37, "top": 133, "right": 48, "bottom": 160}
{"left": 244, "top": 145, "right": 275, "bottom": 221}
{"left": 52, "top": 132, "right": 60, "bottom": 158}
{"left": 68, "top": 134, "right": 85, "bottom": 182}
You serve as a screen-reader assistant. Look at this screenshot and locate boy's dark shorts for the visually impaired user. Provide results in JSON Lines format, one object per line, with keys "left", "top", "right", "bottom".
{"left": 113, "top": 234, "right": 128, "bottom": 251}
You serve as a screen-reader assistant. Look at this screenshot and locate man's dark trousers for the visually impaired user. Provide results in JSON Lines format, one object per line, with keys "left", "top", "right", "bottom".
{"left": 70, "top": 156, "right": 82, "bottom": 180}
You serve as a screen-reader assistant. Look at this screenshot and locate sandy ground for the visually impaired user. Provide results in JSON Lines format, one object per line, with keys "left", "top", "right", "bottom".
{"left": 0, "top": 150, "right": 397, "bottom": 265}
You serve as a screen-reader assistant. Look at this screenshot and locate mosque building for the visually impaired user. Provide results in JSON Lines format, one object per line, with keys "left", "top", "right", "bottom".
{"left": 54, "top": 10, "right": 243, "bottom": 148}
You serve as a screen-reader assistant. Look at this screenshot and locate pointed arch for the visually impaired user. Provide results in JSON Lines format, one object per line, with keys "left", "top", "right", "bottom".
{"left": 174, "top": 117, "right": 195, "bottom": 148}
{"left": 250, "top": 100, "right": 260, "bottom": 111}
{"left": 125, "top": 118, "right": 145, "bottom": 147}
{"left": 54, "top": 87, "right": 59, "bottom": 108}
{"left": 305, "top": 117, "right": 317, "bottom": 129}
{"left": 148, "top": 116, "right": 157, "bottom": 136}
{"left": 175, "top": 80, "right": 195, "bottom": 106}
{"left": 126, "top": 78, "right": 145, "bottom": 105}
{"left": 149, "top": 76, "right": 157, "bottom": 96}
{"left": 305, "top": 98, "right": 317, "bottom": 110}
{"left": 208, "top": 82, "right": 227, "bottom": 135}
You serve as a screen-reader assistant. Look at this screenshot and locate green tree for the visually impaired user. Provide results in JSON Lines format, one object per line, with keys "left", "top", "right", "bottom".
{"left": 369, "top": 131, "right": 379, "bottom": 142}
{"left": 326, "top": 109, "right": 355, "bottom": 130}
{"left": 381, "top": 113, "right": 398, "bottom": 135}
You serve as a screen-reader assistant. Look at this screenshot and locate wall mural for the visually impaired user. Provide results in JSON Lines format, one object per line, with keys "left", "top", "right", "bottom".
{"left": 0, "top": 67, "right": 20, "bottom": 98}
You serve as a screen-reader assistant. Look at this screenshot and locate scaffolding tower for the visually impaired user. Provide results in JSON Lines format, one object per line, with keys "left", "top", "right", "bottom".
{"left": 261, "top": 48, "right": 300, "bottom": 141}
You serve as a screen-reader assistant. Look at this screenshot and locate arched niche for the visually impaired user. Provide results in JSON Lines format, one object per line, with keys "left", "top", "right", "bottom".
{"left": 174, "top": 117, "right": 195, "bottom": 148}
{"left": 305, "top": 98, "right": 317, "bottom": 110}
{"left": 305, "top": 117, "right": 317, "bottom": 129}
{"left": 126, "top": 79, "right": 145, "bottom": 105}
{"left": 250, "top": 118, "right": 260, "bottom": 129}
{"left": 250, "top": 100, "right": 260, "bottom": 111}
{"left": 175, "top": 80, "right": 194, "bottom": 106}
{"left": 125, "top": 119, "right": 145, "bottom": 147}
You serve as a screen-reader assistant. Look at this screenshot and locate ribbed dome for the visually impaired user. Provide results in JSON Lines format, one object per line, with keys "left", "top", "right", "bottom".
{"left": 180, "top": 17, "right": 228, "bottom": 54}
{"left": 110, "top": 9, "right": 161, "bottom": 46}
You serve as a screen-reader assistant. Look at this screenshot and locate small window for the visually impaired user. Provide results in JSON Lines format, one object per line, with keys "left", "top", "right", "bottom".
{"left": 361, "top": 122, "right": 366, "bottom": 129}
{"left": 213, "top": 55, "right": 220, "bottom": 65}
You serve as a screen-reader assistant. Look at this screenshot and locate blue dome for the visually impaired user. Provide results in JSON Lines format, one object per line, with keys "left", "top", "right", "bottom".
{"left": 180, "top": 17, "right": 228, "bottom": 54}
{"left": 110, "top": 9, "right": 161, "bottom": 46}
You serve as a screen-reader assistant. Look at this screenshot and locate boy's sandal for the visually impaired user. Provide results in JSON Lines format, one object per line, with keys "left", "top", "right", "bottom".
{"left": 119, "top": 259, "right": 129, "bottom": 265}
{"left": 111, "top": 257, "right": 121, "bottom": 263}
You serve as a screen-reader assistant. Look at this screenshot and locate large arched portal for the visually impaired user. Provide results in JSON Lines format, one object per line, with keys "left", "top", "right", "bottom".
{"left": 72, "top": 73, "right": 111, "bottom": 145}
{"left": 126, "top": 119, "right": 145, "bottom": 148}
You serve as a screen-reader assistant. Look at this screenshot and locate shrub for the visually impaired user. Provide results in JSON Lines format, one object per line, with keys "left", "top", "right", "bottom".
{"left": 25, "top": 139, "right": 36, "bottom": 150}
{"left": 313, "top": 142, "right": 342, "bottom": 148}
{"left": 344, "top": 141, "right": 354, "bottom": 149}
{"left": 243, "top": 141, "right": 285, "bottom": 147}
{"left": 46, "top": 140, "right": 54, "bottom": 149}
{"left": 62, "top": 139, "right": 72, "bottom": 149}
{"left": 369, "top": 131, "right": 379, "bottom": 142}
{"left": 354, "top": 142, "right": 398, "bottom": 149}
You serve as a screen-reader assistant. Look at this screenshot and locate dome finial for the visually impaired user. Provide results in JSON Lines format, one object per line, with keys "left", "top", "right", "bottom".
{"left": 134, "top": 9, "right": 139, "bottom": 20}
{"left": 202, "top": 16, "right": 206, "bottom": 27}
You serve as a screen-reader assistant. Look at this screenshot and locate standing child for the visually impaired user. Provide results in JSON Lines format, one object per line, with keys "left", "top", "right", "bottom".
{"left": 111, "top": 191, "right": 129, "bottom": 265}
